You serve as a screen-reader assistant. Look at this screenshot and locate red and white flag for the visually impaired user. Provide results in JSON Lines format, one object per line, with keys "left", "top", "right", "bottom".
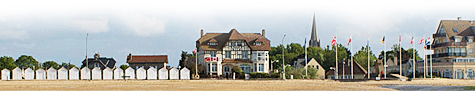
{"left": 205, "top": 57, "right": 218, "bottom": 61}
{"left": 331, "top": 36, "right": 337, "bottom": 46}
{"left": 347, "top": 35, "right": 352, "bottom": 46}
{"left": 193, "top": 49, "right": 197, "bottom": 54}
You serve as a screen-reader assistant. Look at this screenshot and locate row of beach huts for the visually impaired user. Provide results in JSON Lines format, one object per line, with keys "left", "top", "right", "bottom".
{"left": 0, "top": 67, "right": 190, "bottom": 80}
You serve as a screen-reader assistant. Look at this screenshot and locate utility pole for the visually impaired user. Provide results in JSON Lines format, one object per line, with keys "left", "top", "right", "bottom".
{"left": 282, "top": 35, "right": 286, "bottom": 80}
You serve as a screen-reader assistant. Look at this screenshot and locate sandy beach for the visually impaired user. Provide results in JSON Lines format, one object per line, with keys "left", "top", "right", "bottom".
{"left": 1, "top": 78, "right": 474, "bottom": 90}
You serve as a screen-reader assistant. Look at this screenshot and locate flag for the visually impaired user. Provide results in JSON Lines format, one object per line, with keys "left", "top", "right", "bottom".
{"left": 426, "top": 37, "right": 432, "bottom": 45}
{"left": 420, "top": 38, "right": 424, "bottom": 44}
{"left": 331, "top": 36, "right": 337, "bottom": 46}
{"left": 348, "top": 35, "right": 352, "bottom": 46}
{"left": 382, "top": 36, "right": 385, "bottom": 44}
{"left": 399, "top": 35, "right": 401, "bottom": 44}
{"left": 193, "top": 49, "right": 197, "bottom": 54}
{"left": 304, "top": 37, "right": 307, "bottom": 48}
{"left": 410, "top": 37, "right": 414, "bottom": 44}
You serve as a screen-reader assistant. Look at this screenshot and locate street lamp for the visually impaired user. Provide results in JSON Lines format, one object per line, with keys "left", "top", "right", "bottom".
{"left": 282, "top": 35, "right": 286, "bottom": 80}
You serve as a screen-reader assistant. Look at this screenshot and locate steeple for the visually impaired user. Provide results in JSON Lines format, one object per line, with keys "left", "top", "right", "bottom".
{"left": 309, "top": 14, "right": 320, "bottom": 47}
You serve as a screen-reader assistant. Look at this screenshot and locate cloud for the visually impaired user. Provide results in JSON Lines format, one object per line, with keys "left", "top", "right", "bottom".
{"left": 13, "top": 42, "right": 36, "bottom": 49}
{"left": 118, "top": 13, "right": 167, "bottom": 36}
{"left": 0, "top": 30, "right": 29, "bottom": 40}
{"left": 70, "top": 19, "right": 110, "bottom": 33}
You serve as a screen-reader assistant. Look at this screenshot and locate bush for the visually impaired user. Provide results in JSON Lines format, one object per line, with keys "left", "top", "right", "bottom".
{"left": 284, "top": 66, "right": 319, "bottom": 79}
{"left": 250, "top": 72, "right": 280, "bottom": 78}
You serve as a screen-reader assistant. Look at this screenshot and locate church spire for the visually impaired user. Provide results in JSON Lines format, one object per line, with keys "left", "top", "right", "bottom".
{"left": 309, "top": 14, "right": 320, "bottom": 47}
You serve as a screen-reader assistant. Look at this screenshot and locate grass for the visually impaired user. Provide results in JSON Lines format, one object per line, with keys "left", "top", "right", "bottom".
{"left": 465, "top": 86, "right": 475, "bottom": 90}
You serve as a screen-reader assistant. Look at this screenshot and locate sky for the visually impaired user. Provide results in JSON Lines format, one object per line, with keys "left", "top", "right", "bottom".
{"left": 1, "top": 0, "right": 475, "bottom": 67}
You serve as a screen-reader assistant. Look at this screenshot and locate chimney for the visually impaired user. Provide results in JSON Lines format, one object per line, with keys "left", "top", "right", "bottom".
{"left": 262, "top": 29, "right": 265, "bottom": 36}
{"left": 457, "top": 17, "right": 461, "bottom": 21}
{"left": 94, "top": 54, "right": 100, "bottom": 59}
{"left": 201, "top": 29, "right": 204, "bottom": 37}
{"left": 127, "top": 53, "right": 132, "bottom": 61}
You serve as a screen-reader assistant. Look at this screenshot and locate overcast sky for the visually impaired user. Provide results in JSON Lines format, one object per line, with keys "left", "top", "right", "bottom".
{"left": 1, "top": 0, "right": 475, "bottom": 67}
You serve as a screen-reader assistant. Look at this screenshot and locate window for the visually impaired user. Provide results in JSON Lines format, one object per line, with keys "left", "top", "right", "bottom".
{"left": 255, "top": 42, "right": 263, "bottom": 45}
{"left": 94, "top": 63, "right": 100, "bottom": 67}
{"left": 242, "top": 51, "right": 248, "bottom": 59}
{"left": 259, "top": 64, "right": 264, "bottom": 72}
{"left": 240, "top": 64, "right": 251, "bottom": 73}
{"left": 226, "top": 51, "right": 231, "bottom": 58}
{"left": 209, "top": 42, "right": 217, "bottom": 46}
{"left": 212, "top": 64, "right": 217, "bottom": 72}
{"left": 469, "top": 38, "right": 473, "bottom": 43}
{"left": 453, "top": 28, "right": 459, "bottom": 33}
{"left": 237, "top": 42, "right": 242, "bottom": 46}
{"left": 210, "top": 51, "right": 216, "bottom": 57}
{"left": 231, "top": 42, "right": 236, "bottom": 46}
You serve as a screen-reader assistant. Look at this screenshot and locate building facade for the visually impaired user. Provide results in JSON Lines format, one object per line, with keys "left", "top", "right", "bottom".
{"left": 430, "top": 18, "right": 475, "bottom": 79}
{"left": 196, "top": 29, "right": 271, "bottom": 77}
{"left": 126, "top": 53, "right": 168, "bottom": 69}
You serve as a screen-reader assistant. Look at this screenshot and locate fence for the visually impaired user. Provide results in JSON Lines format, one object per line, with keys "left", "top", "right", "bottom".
{"left": 0, "top": 67, "right": 190, "bottom": 80}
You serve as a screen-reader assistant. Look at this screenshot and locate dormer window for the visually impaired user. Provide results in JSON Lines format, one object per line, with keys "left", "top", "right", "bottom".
{"left": 255, "top": 42, "right": 263, "bottom": 45}
{"left": 209, "top": 42, "right": 217, "bottom": 46}
{"left": 453, "top": 28, "right": 459, "bottom": 33}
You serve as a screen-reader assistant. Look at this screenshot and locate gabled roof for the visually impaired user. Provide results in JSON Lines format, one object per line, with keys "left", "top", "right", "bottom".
{"left": 196, "top": 29, "right": 271, "bottom": 51}
{"left": 436, "top": 20, "right": 475, "bottom": 39}
{"left": 326, "top": 60, "right": 367, "bottom": 75}
{"left": 127, "top": 55, "right": 168, "bottom": 63}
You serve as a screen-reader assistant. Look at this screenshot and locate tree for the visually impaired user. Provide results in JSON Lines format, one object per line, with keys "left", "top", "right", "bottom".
{"left": 15, "top": 55, "right": 39, "bottom": 69}
{"left": 353, "top": 46, "right": 377, "bottom": 71}
{"left": 178, "top": 51, "right": 205, "bottom": 75}
{"left": 42, "top": 61, "right": 59, "bottom": 69}
{"left": 0, "top": 56, "right": 17, "bottom": 70}
{"left": 120, "top": 64, "right": 129, "bottom": 70}
{"left": 59, "top": 62, "right": 76, "bottom": 69}
{"left": 320, "top": 44, "right": 350, "bottom": 71}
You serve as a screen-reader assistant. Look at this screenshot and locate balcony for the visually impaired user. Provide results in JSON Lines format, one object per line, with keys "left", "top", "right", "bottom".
{"left": 433, "top": 42, "right": 467, "bottom": 48}
{"left": 432, "top": 53, "right": 467, "bottom": 58}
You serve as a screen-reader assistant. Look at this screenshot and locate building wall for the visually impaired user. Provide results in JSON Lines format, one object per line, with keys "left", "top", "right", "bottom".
{"left": 198, "top": 41, "right": 270, "bottom": 76}
{"left": 129, "top": 62, "right": 166, "bottom": 69}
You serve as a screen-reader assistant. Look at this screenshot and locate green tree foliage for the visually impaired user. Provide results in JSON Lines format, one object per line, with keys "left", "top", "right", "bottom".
{"left": 59, "top": 62, "right": 77, "bottom": 69}
{"left": 284, "top": 66, "right": 319, "bottom": 79}
{"left": 320, "top": 44, "right": 351, "bottom": 71}
{"left": 42, "top": 61, "right": 59, "bottom": 69}
{"left": 353, "top": 46, "right": 377, "bottom": 71}
{"left": 120, "top": 64, "right": 129, "bottom": 70}
{"left": 378, "top": 44, "right": 422, "bottom": 64}
{"left": 15, "top": 55, "right": 39, "bottom": 69}
{"left": 178, "top": 51, "right": 205, "bottom": 75}
{"left": 270, "top": 43, "right": 350, "bottom": 72}
{"left": 0, "top": 56, "right": 17, "bottom": 70}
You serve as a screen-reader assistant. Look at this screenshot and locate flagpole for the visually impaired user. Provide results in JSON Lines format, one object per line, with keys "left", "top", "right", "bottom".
{"left": 384, "top": 36, "right": 387, "bottom": 79}
{"left": 413, "top": 36, "right": 416, "bottom": 79}
{"left": 305, "top": 37, "right": 308, "bottom": 79}
{"left": 335, "top": 35, "right": 338, "bottom": 79}
{"left": 423, "top": 35, "right": 426, "bottom": 79}
{"left": 351, "top": 35, "right": 354, "bottom": 79}
{"left": 399, "top": 35, "right": 402, "bottom": 77}
{"left": 368, "top": 35, "right": 371, "bottom": 79}
{"left": 430, "top": 39, "right": 433, "bottom": 79}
